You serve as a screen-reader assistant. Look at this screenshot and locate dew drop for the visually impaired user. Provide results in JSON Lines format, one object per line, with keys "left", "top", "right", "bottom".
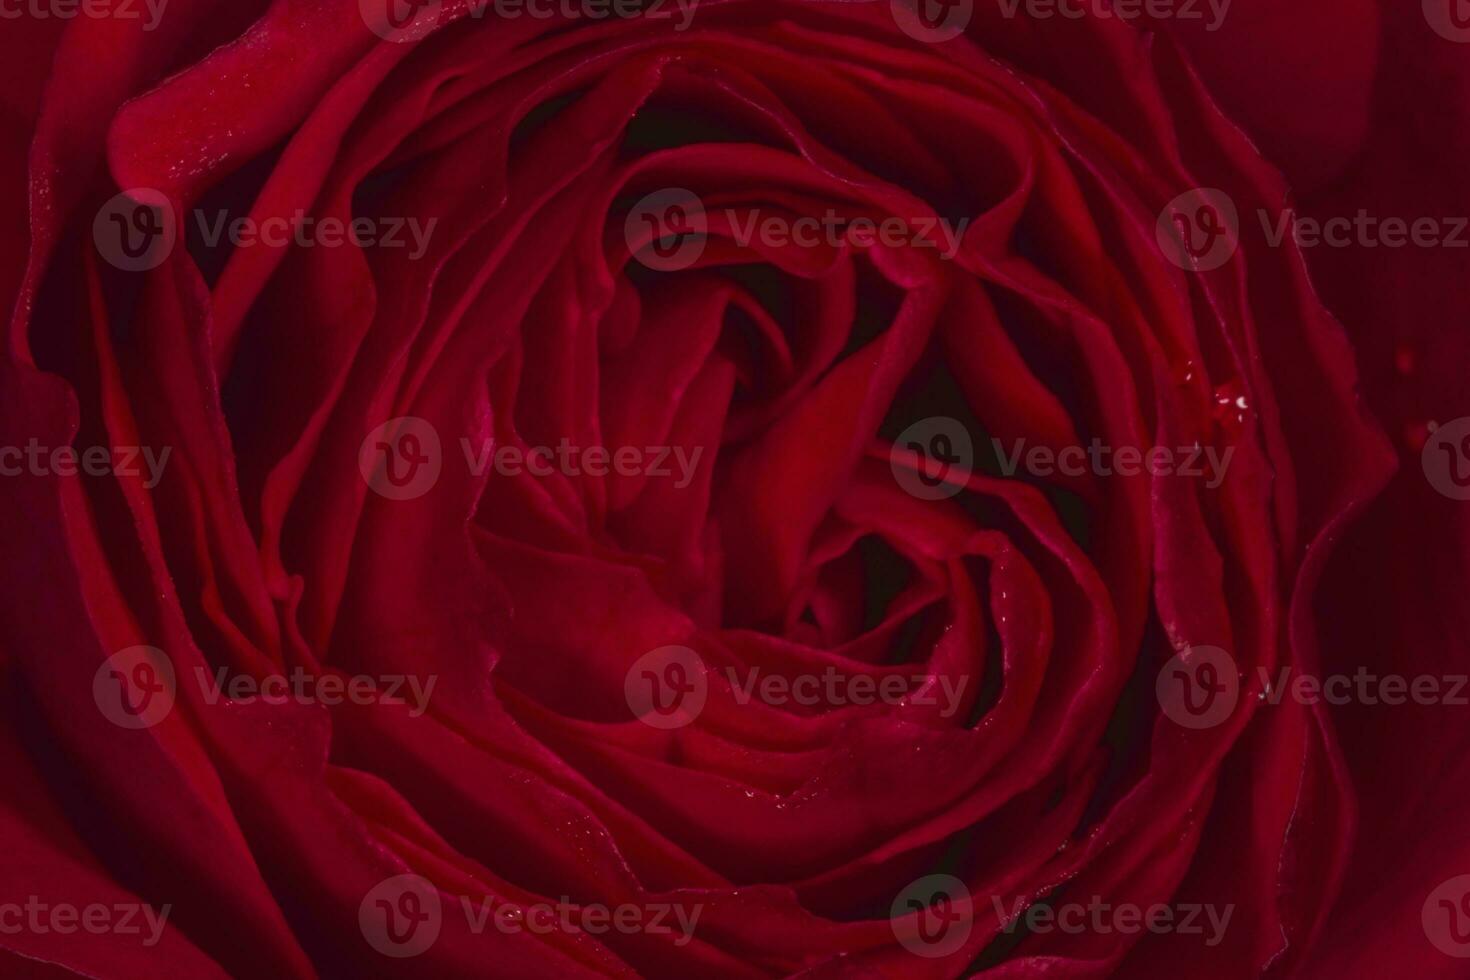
{"left": 1212, "top": 381, "right": 1252, "bottom": 428}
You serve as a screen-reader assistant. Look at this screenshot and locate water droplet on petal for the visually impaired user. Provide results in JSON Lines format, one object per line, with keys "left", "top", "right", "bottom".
{"left": 1212, "top": 381, "right": 1252, "bottom": 428}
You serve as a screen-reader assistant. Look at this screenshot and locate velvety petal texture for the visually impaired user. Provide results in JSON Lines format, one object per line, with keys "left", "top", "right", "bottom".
{"left": 0, "top": 0, "right": 1456, "bottom": 978}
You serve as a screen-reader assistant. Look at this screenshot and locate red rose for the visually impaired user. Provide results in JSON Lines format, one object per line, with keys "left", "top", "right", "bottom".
{"left": 0, "top": 1, "right": 1462, "bottom": 977}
